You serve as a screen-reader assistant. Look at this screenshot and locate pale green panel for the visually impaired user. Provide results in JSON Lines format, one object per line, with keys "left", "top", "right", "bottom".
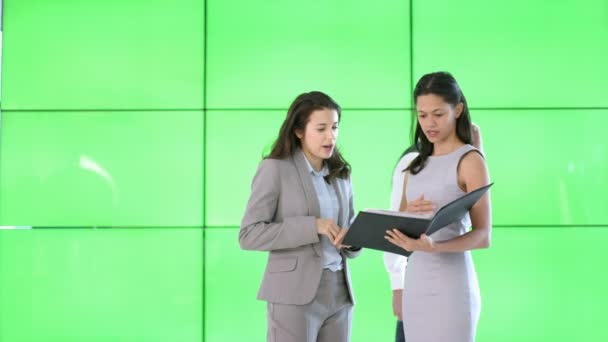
{"left": 339, "top": 110, "right": 411, "bottom": 213}
{"left": 0, "top": 112, "right": 203, "bottom": 227}
{"left": 349, "top": 249, "right": 396, "bottom": 342}
{"left": 474, "top": 109, "right": 608, "bottom": 225}
{"left": 413, "top": 0, "right": 608, "bottom": 108}
{"left": 205, "top": 110, "right": 284, "bottom": 227}
{"left": 207, "top": 0, "right": 410, "bottom": 109}
{"left": 1, "top": 0, "right": 203, "bottom": 110}
{"left": 0, "top": 228, "right": 203, "bottom": 342}
{"left": 204, "top": 228, "right": 267, "bottom": 340}
{"left": 204, "top": 227, "right": 608, "bottom": 341}
{"left": 473, "top": 227, "right": 608, "bottom": 341}
{"left": 205, "top": 110, "right": 410, "bottom": 227}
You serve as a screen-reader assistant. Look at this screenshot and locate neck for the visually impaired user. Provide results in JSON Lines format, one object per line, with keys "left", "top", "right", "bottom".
{"left": 302, "top": 150, "right": 323, "bottom": 172}
{"left": 432, "top": 133, "right": 464, "bottom": 156}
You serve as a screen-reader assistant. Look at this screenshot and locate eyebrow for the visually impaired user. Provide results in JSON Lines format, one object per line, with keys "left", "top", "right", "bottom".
{"left": 418, "top": 109, "right": 444, "bottom": 113}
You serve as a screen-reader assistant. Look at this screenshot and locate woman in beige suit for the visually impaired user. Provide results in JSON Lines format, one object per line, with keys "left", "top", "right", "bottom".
{"left": 240, "top": 91, "right": 361, "bottom": 342}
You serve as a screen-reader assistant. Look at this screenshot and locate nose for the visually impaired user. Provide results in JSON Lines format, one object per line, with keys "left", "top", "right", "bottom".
{"left": 328, "top": 129, "right": 336, "bottom": 140}
{"left": 426, "top": 116, "right": 437, "bottom": 128}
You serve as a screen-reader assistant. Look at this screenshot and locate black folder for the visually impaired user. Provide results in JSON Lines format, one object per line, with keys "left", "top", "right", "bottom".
{"left": 343, "top": 183, "right": 493, "bottom": 256}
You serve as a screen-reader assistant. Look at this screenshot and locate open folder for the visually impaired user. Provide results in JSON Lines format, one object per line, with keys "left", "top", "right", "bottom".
{"left": 342, "top": 183, "right": 493, "bottom": 256}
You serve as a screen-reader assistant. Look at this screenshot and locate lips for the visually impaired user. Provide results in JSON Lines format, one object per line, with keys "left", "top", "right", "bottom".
{"left": 426, "top": 130, "right": 439, "bottom": 137}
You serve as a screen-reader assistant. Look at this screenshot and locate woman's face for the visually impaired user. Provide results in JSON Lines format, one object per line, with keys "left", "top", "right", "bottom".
{"left": 296, "top": 108, "right": 339, "bottom": 166}
{"left": 416, "top": 93, "right": 462, "bottom": 144}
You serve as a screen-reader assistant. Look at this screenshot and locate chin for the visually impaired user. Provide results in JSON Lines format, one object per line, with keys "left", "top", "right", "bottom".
{"left": 317, "top": 150, "right": 333, "bottom": 159}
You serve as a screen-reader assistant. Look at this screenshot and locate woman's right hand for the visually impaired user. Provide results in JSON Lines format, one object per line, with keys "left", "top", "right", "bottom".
{"left": 405, "top": 194, "right": 436, "bottom": 214}
{"left": 316, "top": 218, "right": 342, "bottom": 244}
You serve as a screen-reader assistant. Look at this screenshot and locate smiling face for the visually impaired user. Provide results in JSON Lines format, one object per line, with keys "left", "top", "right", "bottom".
{"left": 295, "top": 108, "right": 339, "bottom": 170}
{"left": 416, "top": 93, "right": 463, "bottom": 144}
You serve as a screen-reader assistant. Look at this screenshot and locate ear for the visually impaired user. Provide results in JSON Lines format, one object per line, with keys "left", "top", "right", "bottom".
{"left": 294, "top": 128, "right": 304, "bottom": 139}
{"left": 455, "top": 102, "right": 464, "bottom": 118}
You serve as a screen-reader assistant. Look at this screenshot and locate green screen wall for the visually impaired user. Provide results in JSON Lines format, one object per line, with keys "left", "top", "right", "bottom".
{"left": 1, "top": 0, "right": 607, "bottom": 341}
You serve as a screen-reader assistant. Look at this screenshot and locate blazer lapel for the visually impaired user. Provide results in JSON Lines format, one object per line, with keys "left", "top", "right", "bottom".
{"left": 331, "top": 179, "right": 346, "bottom": 228}
{"left": 292, "top": 151, "right": 323, "bottom": 256}
{"left": 331, "top": 178, "right": 348, "bottom": 258}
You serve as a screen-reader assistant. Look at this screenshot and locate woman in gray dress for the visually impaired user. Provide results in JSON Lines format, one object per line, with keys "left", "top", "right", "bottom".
{"left": 385, "top": 71, "right": 492, "bottom": 342}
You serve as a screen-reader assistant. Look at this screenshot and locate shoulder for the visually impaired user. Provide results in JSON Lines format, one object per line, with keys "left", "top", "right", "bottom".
{"left": 458, "top": 147, "right": 488, "bottom": 180}
{"left": 459, "top": 146, "right": 485, "bottom": 166}
{"left": 258, "top": 157, "right": 278, "bottom": 171}
{"left": 259, "top": 157, "right": 292, "bottom": 171}
{"left": 399, "top": 151, "right": 419, "bottom": 167}
{"left": 400, "top": 151, "right": 419, "bottom": 165}
{"left": 393, "top": 151, "right": 418, "bottom": 176}
{"left": 256, "top": 158, "right": 291, "bottom": 181}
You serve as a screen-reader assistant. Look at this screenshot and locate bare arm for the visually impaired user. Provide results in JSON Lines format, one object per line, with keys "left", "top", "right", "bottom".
{"left": 386, "top": 151, "right": 491, "bottom": 253}
{"left": 432, "top": 151, "right": 492, "bottom": 252}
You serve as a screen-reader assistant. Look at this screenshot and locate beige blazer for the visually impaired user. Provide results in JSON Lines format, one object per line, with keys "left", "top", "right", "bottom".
{"left": 239, "top": 150, "right": 361, "bottom": 305}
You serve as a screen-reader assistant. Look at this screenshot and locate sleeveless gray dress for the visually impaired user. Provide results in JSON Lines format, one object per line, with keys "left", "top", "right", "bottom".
{"left": 402, "top": 144, "right": 482, "bottom": 342}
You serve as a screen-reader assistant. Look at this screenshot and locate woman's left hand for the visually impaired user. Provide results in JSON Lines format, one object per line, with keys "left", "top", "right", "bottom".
{"left": 385, "top": 229, "right": 436, "bottom": 252}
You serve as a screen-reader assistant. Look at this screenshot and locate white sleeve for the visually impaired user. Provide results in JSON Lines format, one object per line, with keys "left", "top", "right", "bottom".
{"left": 384, "top": 152, "right": 418, "bottom": 290}
{"left": 384, "top": 251, "right": 407, "bottom": 289}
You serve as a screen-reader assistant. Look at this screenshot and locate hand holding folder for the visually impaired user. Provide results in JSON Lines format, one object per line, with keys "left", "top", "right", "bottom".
{"left": 342, "top": 183, "right": 493, "bottom": 256}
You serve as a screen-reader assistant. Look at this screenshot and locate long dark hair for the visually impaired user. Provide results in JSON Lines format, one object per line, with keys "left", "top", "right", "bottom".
{"left": 266, "top": 91, "right": 351, "bottom": 181}
{"left": 407, "top": 72, "right": 473, "bottom": 175}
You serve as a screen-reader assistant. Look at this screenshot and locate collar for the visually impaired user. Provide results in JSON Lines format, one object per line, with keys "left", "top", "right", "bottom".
{"left": 300, "top": 150, "right": 329, "bottom": 177}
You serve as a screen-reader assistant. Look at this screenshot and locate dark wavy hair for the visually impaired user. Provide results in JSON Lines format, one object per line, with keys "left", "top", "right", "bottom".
{"left": 266, "top": 91, "right": 351, "bottom": 182}
{"left": 407, "top": 72, "right": 472, "bottom": 175}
